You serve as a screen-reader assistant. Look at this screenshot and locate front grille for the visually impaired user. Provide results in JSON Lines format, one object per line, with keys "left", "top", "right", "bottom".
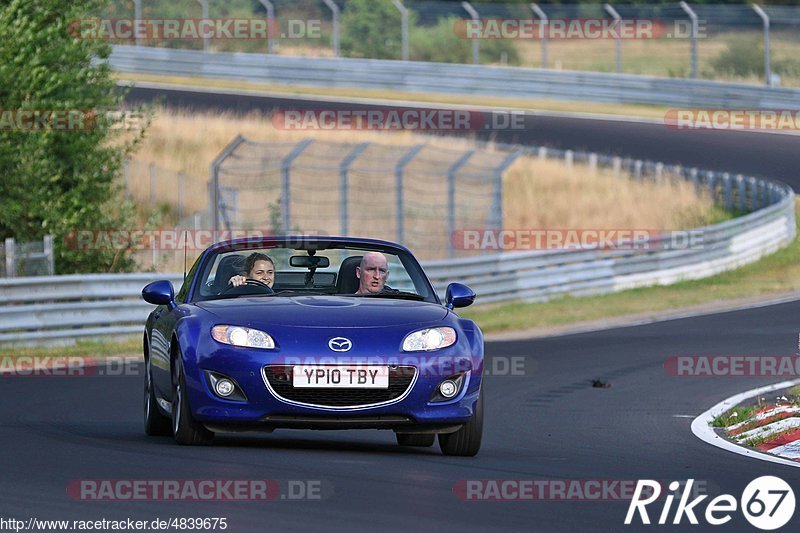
{"left": 262, "top": 365, "right": 417, "bottom": 408}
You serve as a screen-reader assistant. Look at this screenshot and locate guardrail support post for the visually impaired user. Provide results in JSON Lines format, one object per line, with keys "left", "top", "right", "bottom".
{"left": 322, "top": 0, "right": 340, "bottom": 57}
{"left": 612, "top": 156, "right": 621, "bottom": 177}
{"left": 722, "top": 172, "right": 732, "bottom": 209}
{"left": 4, "top": 238, "right": 15, "bottom": 278}
{"left": 259, "top": 0, "right": 276, "bottom": 54}
{"left": 530, "top": 3, "right": 548, "bottom": 68}
{"left": 736, "top": 174, "right": 745, "bottom": 211}
{"left": 340, "top": 142, "right": 370, "bottom": 237}
{"left": 281, "top": 138, "right": 314, "bottom": 233}
{"left": 589, "top": 153, "right": 598, "bottom": 175}
{"left": 633, "top": 160, "right": 643, "bottom": 180}
{"left": 392, "top": 0, "right": 410, "bottom": 61}
{"left": 604, "top": 4, "right": 623, "bottom": 73}
{"left": 447, "top": 150, "right": 475, "bottom": 258}
{"left": 752, "top": 4, "right": 772, "bottom": 86}
{"left": 565, "top": 150, "right": 573, "bottom": 170}
{"left": 44, "top": 235, "right": 54, "bottom": 276}
{"left": 395, "top": 144, "right": 425, "bottom": 243}
{"left": 680, "top": 1, "right": 698, "bottom": 79}
{"left": 655, "top": 162, "right": 663, "bottom": 182}
{"left": 461, "top": 2, "right": 480, "bottom": 65}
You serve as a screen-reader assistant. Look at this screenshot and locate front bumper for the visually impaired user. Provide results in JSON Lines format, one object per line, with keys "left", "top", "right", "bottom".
{"left": 183, "top": 343, "right": 483, "bottom": 430}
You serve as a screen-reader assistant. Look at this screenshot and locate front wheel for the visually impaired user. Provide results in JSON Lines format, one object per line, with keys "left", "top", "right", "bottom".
{"left": 438, "top": 393, "right": 483, "bottom": 457}
{"left": 172, "top": 357, "right": 214, "bottom": 445}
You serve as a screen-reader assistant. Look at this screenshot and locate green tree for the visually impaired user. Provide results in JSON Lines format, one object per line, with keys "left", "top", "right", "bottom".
{"left": 341, "top": 0, "right": 410, "bottom": 59}
{"left": 0, "top": 0, "right": 145, "bottom": 273}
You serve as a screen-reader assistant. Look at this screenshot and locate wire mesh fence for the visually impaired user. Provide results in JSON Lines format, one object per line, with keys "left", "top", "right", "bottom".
{"left": 210, "top": 137, "right": 515, "bottom": 259}
{"left": 95, "top": 1, "right": 800, "bottom": 87}
{"left": 1, "top": 236, "right": 55, "bottom": 278}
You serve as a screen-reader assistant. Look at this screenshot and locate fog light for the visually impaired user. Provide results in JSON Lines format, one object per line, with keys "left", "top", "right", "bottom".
{"left": 215, "top": 379, "right": 235, "bottom": 397}
{"left": 439, "top": 380, "right": 458, "bottom": 398}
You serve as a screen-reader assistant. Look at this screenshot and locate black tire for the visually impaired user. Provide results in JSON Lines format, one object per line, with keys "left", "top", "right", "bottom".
{"left": 438, "top": 393, "right": 483, "bottom": 457}
{"left": 171, "top": 357, "right": 214, "bottom": 445}
{"left": 144, "top": 355, "right": 171, "bottom": 436}
{"left": 396, "top": 433, "right": 436, "bottom": 447}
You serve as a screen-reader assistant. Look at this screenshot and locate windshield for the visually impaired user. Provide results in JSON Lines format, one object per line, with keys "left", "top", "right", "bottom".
{"left": 190, "top": 241, "right": 437, "bottom": 304}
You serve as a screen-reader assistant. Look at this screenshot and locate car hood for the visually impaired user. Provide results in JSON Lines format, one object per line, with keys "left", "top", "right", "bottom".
{"left": 195, "top": 295, "right": 449, "bottom": 328}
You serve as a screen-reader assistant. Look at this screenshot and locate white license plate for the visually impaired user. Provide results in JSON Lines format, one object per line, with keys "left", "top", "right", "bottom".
{"left": 292, "top": 365, "right": 389, "bottom": 389}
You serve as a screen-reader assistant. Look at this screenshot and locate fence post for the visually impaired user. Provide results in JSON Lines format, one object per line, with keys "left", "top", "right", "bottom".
{"left": 4, "top": 238, "right": 15, "bottom": 278}
{"left": 752, "top": 4, "right": 771, "bottom": 86}
{"left": 492, "top": 149, "right": 522, "bottom": 232}
{"left": 178, "top": 172, "right": 185, "bottom": 220}
{"left": 461, "top": 2, "right": 480, "bottom": 65}
{"left": 447, "top": 150, "right": 475, "bottom": 258}
{"left": 612, "top": 156, "right": 622, "bottom": 177}
{"left": 44, "top": 235, "right": 54, "bottom": 275}
{"left": 633, "top": 160, "right": 642, "bottom": 180}
{"left": 604, "top": 4, "right": 622, "bottom": 73}
{"left": 680, "top": 1, "right": 698, "bottom": 79}
{"left": 149, "top": 162, "right": 156, "bottom": 207}
{"left": 395, "top": 144, "right": 425, "bottom": 243}
{"left": 281, "top": 138, "right": 314, "bottom": 233}
{"left": 196, "top": 0, "right": 210, "bottom": 52}
{"left": 123, "top": 158, "right": 130, "bottom": 199}
{"left": 133, "top": 0, "right": 142, "bottom": 47}
{"left": 340, "top": 143, "right": 370, "bottom": 236}
{"left": 537, "top": 146, "right": 547, "bottom": 159}
{"left": 565, "top": 150, "right": 573, "bottom": 170}
{"left": 530, "top": 3, "right": 548, "bottom": 68}
{"left": 322, "top": 0, "right": 340, "bottom": 57}
{"left": 210, "top": 135, "right": 246, "bottom": 239}
{"left": 392, "top": 0, "right": 410, "bottom": 61}
{"left": 259, "top": 0, "right": 275, "bottom": 54}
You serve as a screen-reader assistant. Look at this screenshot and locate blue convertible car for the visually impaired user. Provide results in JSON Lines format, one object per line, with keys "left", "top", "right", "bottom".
{"left": 142, "top": 236, "right": 483, "bottom": 456}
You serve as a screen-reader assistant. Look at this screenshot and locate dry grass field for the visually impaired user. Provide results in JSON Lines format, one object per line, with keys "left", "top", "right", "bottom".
{"left": 125, "top": 108, "right": 722, "bottom": 269}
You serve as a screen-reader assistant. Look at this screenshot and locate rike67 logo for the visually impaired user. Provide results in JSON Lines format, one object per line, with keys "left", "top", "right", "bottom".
{"left": 625, "top": 477, "right": 795, "bottom": 530}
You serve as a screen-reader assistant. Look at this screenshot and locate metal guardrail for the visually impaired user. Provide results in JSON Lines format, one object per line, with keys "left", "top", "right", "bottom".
{"left": 0, "top": 161, "right": 794, "bottom": 344}
{"left": 109, "top": 46, "right": 800, "bottom": 110}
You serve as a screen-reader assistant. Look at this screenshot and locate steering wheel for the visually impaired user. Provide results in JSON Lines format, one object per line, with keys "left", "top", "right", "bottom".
{"left": 221, "top": 278, "right": 274, "bottom": 295}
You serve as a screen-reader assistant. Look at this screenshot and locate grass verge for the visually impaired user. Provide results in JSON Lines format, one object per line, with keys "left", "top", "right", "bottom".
{"left": 461, "top": 202, "right": 800, "bottom": 334}
{"left": 116, "top": 72, "right": 670, "bottom": 120}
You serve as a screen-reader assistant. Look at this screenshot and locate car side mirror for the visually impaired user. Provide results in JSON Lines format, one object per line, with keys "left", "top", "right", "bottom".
{"left": 445, "top": 283, "right": 475, "bottom": 309}
{"left": 142, "top": 280, "right": 175, "bottom": 308}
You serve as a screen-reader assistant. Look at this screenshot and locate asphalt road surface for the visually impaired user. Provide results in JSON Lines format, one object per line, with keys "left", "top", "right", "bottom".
{"left": 2, "top": 302, "right": 800, "bottom": 532}
{"left": 2, "top": 86, "right": 795, "bottom": 532}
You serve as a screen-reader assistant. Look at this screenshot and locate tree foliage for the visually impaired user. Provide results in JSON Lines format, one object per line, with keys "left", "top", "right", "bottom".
{"left": 0, "top": 0, "right": 144, "bottom": 273}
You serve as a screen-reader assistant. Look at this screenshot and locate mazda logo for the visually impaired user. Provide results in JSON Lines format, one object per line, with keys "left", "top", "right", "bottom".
{"left": 328, "top": 337, "right": 352, "bottom": 352}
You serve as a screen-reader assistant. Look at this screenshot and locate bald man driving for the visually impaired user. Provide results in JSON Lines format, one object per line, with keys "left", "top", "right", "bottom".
{"left": 355, "top": 252, "right": 389, "bottom": 295}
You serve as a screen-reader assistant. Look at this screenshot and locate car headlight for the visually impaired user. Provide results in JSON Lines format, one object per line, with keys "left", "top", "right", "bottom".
{"left": 212, "top": 325, "right": 275, "bottom": 349}
{"left": 402, "top": 327, "right": 457, "bottom": 352}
